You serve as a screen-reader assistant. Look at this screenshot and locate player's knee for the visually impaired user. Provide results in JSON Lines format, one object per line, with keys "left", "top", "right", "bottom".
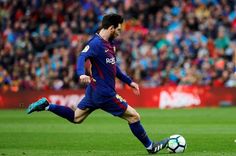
{"left": 129, "top": 112, "right": 140, "bottom": 123}
{"left": 134, "top": 112, "right": 141, "bottom": 122}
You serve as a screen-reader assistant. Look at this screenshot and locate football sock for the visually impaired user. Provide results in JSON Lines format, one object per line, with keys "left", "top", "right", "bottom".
{"left": 129, "top": 121, "right": 152, "bottom": 148}
{"left": 146, "top": 143, "right": 153, "bottom": 150}
{"left": 47, "top": 104, "right": 75, "bottom": 123}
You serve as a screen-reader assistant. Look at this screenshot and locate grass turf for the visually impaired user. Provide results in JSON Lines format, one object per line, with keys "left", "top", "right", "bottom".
{"left": 0, "top": 108, "right": 236, "bottom": 156}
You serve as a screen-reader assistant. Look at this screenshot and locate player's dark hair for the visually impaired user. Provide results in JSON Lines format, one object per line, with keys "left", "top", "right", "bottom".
{"left": 101, "top": 13, "right": 123, "bottom": 29}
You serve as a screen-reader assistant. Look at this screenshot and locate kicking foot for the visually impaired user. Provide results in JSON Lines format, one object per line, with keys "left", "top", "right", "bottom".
{"left": 26, "top": 98, "right": 49, "bottom": 114}
{"left": 147, "top": 138, "right": 169, "bottom": 154}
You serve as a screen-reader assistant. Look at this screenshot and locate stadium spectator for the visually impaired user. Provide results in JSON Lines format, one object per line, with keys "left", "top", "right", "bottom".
{"left": 1, "top": 0, "right": 236, "bottom": 91}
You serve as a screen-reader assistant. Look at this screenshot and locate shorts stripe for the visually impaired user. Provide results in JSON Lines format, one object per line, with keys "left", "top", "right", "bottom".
{"left": 112, "top": 97, "right": 126, "bottom": 111}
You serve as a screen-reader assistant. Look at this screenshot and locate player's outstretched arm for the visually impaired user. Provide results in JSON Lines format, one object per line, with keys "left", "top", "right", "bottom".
{"left": 130, "top": 82, "right": 140, "bottom": 95}
{"left": 116, "top": 65, "right": 140, "bottom": 95}
{"left": 116, "top": 65, "right": 132, "bottom": 84}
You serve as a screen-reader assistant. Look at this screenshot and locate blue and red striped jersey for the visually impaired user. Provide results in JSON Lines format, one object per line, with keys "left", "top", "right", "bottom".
{"left": 77, "top": 34, "right": 132, "bottom": 101}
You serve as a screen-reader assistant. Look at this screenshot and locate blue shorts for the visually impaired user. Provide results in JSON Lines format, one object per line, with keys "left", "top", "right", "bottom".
{"left": 77, "top": 94, "right": 128, "bottom": 117}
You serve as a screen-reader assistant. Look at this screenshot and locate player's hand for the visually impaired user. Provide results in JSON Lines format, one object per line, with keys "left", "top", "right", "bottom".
{"left": 79, "top": 75, "right": 91, "bottom": 84}
{"left": 130, "top": 82, "right": 140, "bottom": 95}
{"left": 79, "top": 75, "right": 95, "bottom": 84}
{"left": 79, "top": 75, "right": 96, "bottom": 84}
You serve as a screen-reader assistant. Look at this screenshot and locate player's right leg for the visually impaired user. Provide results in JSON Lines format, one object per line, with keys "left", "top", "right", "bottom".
{"left": 26, "top": 98, "right": 49, "bottom": 114}
{"left": 26, "top": 97, "right": 93, "bottom": 124}
{"left": 122, "top": 105, "right": 169, "bottom": 154}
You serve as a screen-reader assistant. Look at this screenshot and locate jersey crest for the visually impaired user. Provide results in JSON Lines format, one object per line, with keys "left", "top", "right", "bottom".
{"left": 82, "top": 45, "right": 90, "bottom": 53}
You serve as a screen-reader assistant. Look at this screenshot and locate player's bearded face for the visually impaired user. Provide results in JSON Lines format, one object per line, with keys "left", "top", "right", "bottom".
{"left": 109, "top": 24, "right": 122, "bottom": 40}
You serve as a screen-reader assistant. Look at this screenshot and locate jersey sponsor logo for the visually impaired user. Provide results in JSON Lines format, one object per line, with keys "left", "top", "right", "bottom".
{"left": 105, "top": 49, "right": 109, "bottom": 52}
{"left": 106, "top": 57, "right": 116, "bottom": 64}
{"left": 82, "top": 45, "right": 89, "bottom": 52}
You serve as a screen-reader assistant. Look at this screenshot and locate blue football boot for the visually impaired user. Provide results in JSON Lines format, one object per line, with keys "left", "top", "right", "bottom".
{"left": 147, "top": 138, "right": 169, "bottom": 154}
{"left": 26, "top": 98, "right": 49, "bottom": 114}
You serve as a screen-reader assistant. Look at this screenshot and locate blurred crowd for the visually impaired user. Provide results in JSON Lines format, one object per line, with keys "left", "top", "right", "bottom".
{"left": 1, "top": 0, "right": 236, "bottom": 92}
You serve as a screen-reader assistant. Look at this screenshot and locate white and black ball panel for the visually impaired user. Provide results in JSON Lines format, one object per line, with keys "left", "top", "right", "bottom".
{"left": 168, "top": 138, "right": 178, "bottom": 149}
{"left": 175, "top": 146, "right": 185, "bottom": 153}
{"left": 167, "top": 134, "right": 186, "bottom": 153}
{"left": 178, "top": 135, "right": 186, "bottom": 146}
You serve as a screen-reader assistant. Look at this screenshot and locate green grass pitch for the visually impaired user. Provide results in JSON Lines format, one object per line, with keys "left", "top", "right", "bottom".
{"left": 0, "top": 108, "right": 236, "bottom": 156}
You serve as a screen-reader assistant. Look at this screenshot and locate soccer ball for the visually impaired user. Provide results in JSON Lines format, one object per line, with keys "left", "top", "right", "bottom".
{"left": 167, "top": 134, "right": 187, "bottom": 153}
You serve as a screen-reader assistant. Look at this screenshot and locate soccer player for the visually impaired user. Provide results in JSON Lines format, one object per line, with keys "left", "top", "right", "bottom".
{"left": 27, "top": 13, "right": 169, "bottom": 154}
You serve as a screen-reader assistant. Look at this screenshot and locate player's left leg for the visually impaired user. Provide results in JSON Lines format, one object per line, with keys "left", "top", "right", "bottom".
{"left": 100, "top": 95, "right": 153, "bottom": 149}
{"left": 101, "top": 94, "right": 168, "bottom": 154}
{"left": 121, "top": 105, "right": 153, "bottom": 149}
{"left": 121, "top": 105, "right": 169, "bottom": 154}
